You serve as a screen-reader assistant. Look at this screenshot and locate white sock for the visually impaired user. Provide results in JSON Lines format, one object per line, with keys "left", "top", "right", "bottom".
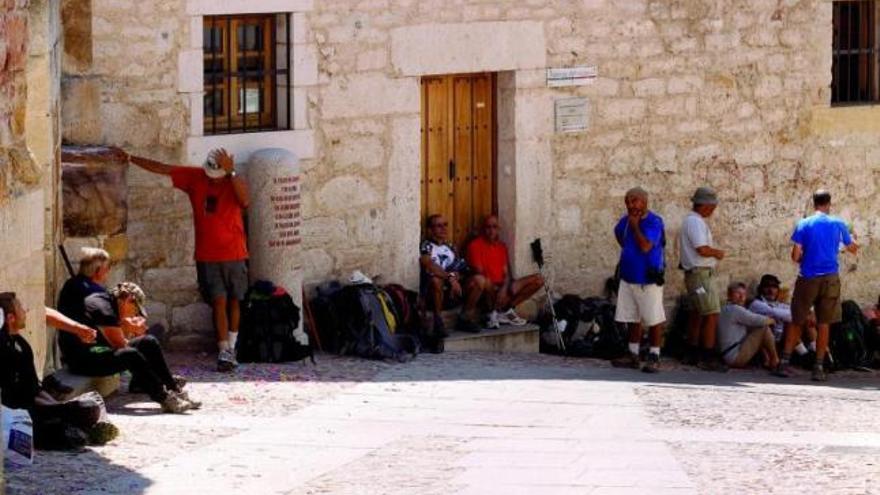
{"left": 809, "top": 341, "right": 817, "bottom": 352}
{"left": 628, "top": 342, "right": 640, "bottom": 355}
{"left": 218, "top": 340, "right": 229, "bottom": 352}
{"left": 794, "top": 343, "right": 808, "bottom": 355}
{"left": 649, "top": 346, "right": 660, "bottom": 357}
{"left": 228, "top": 331, "right": 239, "bottom": 350}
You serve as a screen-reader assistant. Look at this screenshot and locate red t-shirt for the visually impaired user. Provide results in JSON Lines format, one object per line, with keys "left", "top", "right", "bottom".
{"left": 171, "top": 166, "right": 248, "bottom": 262}
{"left": 466, "top": 236, "right": 509, "bottom": 285}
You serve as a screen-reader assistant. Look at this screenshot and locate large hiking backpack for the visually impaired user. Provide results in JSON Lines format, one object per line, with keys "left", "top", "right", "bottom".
{"left": 310, "top": 281, "right": 345, "bottom": 353}
{"left": 539, "top": 295, "right": 627, "bottom": 359}
{"left": 661, "top": 295, "right": 691, "bottom": 359}
{"left": 335, "top": 284, "right": 419, "bottom": 362}
{"left": 830, "top": 299, "right": 870, "bottom": 370}
{"left": 237, "top": 281, "right": 312, "bottom": 363}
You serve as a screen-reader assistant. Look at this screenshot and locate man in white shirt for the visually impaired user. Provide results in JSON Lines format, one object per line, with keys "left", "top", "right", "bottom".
{"left": 679, "top": 187, "right": 726, "bottom": 370}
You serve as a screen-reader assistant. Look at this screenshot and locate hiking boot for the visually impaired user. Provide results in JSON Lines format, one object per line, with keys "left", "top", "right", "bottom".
{"left": 611, "top": 353, "right": 640, "bottom": 370}
{"left": 161, "top": 392, "right": 194, "bottom": 414}
{"left": 641, "top": 353, "right": 661, "bottom": 374}
{"left": 87, "top": 421, "right": 120, "bottom": 446}
{"left": 486, "top": 310, "right": 500, "bottom": 329}
{"left": 457, "top": 316, "right": 482, "bottom": 333}
{"left": 217, "top": 349, "right": 238, "bottom": 372}
{"left": 42, "top": 373, "right": 74, "bottom": 399}
{"left": 497, "top": 308, "right": 527, "bottom": 326}
{"left": 433, "top": 313, "right": 448, "bottom": 338}
{"left": 811, "top": 364, "right": 828, "bottom": 382}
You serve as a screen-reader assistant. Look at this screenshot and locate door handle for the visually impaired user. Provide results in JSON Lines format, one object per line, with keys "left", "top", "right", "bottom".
{"left": 448, "top": 160, "right": 456, "bottom": 181}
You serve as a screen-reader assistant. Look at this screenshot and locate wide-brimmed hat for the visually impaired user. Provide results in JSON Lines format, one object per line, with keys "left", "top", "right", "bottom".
{"left": 111, "top": 282, "right": 148, "bottom": 317}
{"left": 691, "top": 187, "right": 718, "bottom": 205}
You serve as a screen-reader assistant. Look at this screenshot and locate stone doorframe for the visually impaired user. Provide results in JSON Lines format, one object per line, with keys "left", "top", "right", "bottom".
{"left": 390, "top": 21, "right": 554, "bottom": 284}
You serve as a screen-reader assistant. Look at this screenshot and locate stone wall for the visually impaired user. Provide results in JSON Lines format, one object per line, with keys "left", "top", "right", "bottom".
{"left": 64, "top": 0, "right": 880, "bottom": 344}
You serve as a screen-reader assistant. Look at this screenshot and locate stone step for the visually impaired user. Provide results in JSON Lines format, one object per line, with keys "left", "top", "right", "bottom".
{"left": 443, "top": 324, "right": 540, "bottom": 353}
{"left": 52, "top": 369, "right": 120, "bottom": 400}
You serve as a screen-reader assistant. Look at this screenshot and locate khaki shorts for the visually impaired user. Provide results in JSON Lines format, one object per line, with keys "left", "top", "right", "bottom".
{"left": 684, "top": 268, "right": 720, "bottom": 316}
{"left": 615, "top": 280, "right": 666, "bottom": 327}
{"left": 725, "top": 327, "right": 771, "bottom": 367}
{"left": 791, "top": 274, "right": 841, "bottom": 325}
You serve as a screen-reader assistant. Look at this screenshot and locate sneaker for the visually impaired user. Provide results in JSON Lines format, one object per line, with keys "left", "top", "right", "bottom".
{"left": 486, "top": 310, "right": 500, "bottom": 329}
{"left": 173, "top": 375, "right": 187, "bottom": 390}
{"left": 175, "top": 390, "right": 202, "bottom": 409}
{"left": 811, "top": 364, "right": 827, "bottom": 382}
{"left": 611, "top": 353, "right": 640, "bottom": 370}
{"left": 770, "top": 363, "right": 790, "bottom": 378}
{"left": 641, "top": 353, "right": 661, "bottom": 373}
{"left": 497, "top": 308, "right": 527, "bottom": 326}
{"left": 457, "top": 316, "right": 482, "bottom": 333}
{"left": 160, "top": 392, "right": 193, "bottom": 414}
{"left": 217, "top": 349, "right": 238, "bottom": 372}
{"left": 87, "top": 421, "right": 120, "bottom": 445}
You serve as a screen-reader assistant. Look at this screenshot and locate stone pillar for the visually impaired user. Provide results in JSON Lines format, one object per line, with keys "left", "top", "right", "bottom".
{"left": 244, "top": 149, "right": 303, "bottom": 312}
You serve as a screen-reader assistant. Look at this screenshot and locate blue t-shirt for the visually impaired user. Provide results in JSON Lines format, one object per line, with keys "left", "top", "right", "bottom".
{"left": 791, "top": 212, "right": 852, "bottom": 278}
{"left": 615, "top": 211, "right": 665, "bottom": 284}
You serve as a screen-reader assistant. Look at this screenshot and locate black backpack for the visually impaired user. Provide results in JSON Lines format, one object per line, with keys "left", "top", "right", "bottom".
{"left": 830, "top": 299, "right": 870, "bottom": 370}
{"left": 237, "top": 281, "right": 312, "bottom": 364}
{"left": 310, "top": 280, "right": 345, "bottom": 353}
{"left": 335, "top": 284, "right": 419, "bottom": 362}
{"left": 0, "top": 332, "right": 41, "bottom": 410}
{"left": 539, "top": 295, "right": 627, "bottom": 359}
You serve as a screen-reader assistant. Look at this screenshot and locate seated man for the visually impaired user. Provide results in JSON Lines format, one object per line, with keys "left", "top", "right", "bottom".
{"left": 718, "top": 282, "right": 787, "bottom": 376}
{"left": 748, "top": 273, "right": 817, "bottom": 363}
{"left": 0, "top": 292, "right": 119, "bottom": 450}
{"left": 419, "top": 214, "right": 474, "bottom": 333}
{"left": 61, "top": 282, "right": 199, "bottom": 413}
{"left": 466, "top": 215, "right": 543, "bottom": 329}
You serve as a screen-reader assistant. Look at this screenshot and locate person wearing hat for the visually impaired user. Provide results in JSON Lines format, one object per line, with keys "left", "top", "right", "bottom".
{"left": 748, "top": 274, "right": 817, "bottom": 362}
{"left": 63, "top": 282, "right": 199, "bottom": 413}
{"left": 781, "top": 189, "right": 858, "bottom": 381}
{"left": 116, "top": 147, "right": 249, "bottom": 372}
{"left": 679, "top": 186, "right": 726, "bottom": 370}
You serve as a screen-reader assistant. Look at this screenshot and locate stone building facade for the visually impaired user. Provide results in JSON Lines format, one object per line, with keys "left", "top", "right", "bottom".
{"left": 60, "top": 0, "right": 880, "bottom": 343}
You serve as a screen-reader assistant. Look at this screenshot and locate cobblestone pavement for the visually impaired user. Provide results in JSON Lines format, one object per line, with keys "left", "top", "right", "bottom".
{"left": 5, "top": 352, "right": 880, "bottom": 494}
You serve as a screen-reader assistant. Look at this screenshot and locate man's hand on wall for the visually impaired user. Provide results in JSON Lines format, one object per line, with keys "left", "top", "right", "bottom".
{"left": 215, "top": 148, "right": 235, "bottom": 175}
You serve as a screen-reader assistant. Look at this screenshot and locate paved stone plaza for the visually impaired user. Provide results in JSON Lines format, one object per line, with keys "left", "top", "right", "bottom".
{"left": 6, "top": 352, "right": 880, "bottom": 495}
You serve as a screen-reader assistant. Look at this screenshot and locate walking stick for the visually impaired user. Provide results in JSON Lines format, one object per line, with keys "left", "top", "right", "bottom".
{"left": 59, "top": 244, "right": 75, "bottom": 278}
{"left": 531, "top": 238, "right": 565, "bottom": 352}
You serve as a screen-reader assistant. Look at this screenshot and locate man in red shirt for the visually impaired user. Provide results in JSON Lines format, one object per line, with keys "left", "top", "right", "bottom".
{"left": 117, "top": 147, "right": 249, "bottom": 372}
{"left": 465, "top": 215, "right": 544, "bottom": 328}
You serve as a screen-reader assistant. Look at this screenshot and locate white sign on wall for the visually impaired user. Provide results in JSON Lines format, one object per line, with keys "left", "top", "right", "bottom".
{"left": 555, "top": 97, "right": 590, "bottom": 133}
{"left": 546, "top": 66, "right": 598, "bottom": 87}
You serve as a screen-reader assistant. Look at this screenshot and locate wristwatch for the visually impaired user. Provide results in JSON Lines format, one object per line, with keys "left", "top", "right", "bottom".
{"left": 228, "top": 170, "right": 237, "bottom": 178}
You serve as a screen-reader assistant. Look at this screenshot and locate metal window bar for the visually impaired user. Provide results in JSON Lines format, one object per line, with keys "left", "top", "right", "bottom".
{"left": 832, "top": 1, "right": 877, "bottom": 105}
{"left": 204, "top": 14, "right": 292, "bottom": 135}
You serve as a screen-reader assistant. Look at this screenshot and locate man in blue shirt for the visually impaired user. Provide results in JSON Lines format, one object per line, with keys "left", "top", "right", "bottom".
{"left": 780, "top": 190, "right": 858, "bottom": 381}
{"left": 610, "top": 187, "right": 665, "bottom": 373}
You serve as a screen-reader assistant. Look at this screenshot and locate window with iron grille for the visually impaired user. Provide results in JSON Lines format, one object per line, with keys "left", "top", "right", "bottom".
{"left": 203, "top": 14, "right": 292, "bottom": 135}
{"left": 832, "top": 1, "right": 878, "bottom": 105}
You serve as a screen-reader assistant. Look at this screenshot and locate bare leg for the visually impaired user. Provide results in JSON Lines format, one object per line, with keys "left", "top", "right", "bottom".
{"left": 213, "top": 296, "right": 229, "bottom": 345}
{"left": 686, "top": 311, "right": 702, "bottom": 347}
{"left": 761, "top": 328, "right": 781, "bottom": 368}
{"left": 782, "top": 323, "right": 803, "bottom": 357}
{"left": 229, "top": 298, "right": 241, "bottom": 332}
{"left": 815, "top": 323, "right": 830, "bottom": 362}
{"left": 648, "top": 323, "right": 664, "bottom": 349}
{"left": 505, "top": 274, "right": 544, "bottom": 310}
{"left": 626, "top": 323, "right": 642, "bottom": 348}
{"left": 700, "top": 313, "right": 718, "bottom": 350}
{"left": 429, "top": 277, "right": 444, "bottom": 313}
{"left": 463, "top": 275, "right": 487, "bottom": 319}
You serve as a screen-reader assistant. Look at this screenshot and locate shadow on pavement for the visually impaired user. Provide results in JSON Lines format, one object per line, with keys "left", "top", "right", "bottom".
{"left": 4, "top": 447, "right": 151, "bottom": 495}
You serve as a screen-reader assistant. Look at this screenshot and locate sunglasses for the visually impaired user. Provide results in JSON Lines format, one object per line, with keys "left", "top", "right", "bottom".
{"left": 432, "top": 222, "right": 448, "bottom": 228}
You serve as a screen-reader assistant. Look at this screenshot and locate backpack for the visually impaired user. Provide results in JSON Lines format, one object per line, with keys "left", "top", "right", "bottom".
{"left": 237, "top": 280, "right": 312, "bottom": 364}
{"left": 383, "top": 283, "right": 444, "bottom": 354}
{"left": 830, "top": 299, "right": 870, "bottom": 370}
{"left": 310, "top": 280, "right": 345, "bottom": 353}
{"left": 661, "top": 295, "right": 691, "bottom": 359}
{"left": 539, "top": 295, "right": 627, "bottom": 359}
{"left": 335, "top": 284, "right": 419, "bottom": 362}
{"left": 0, "top": 332, "right": 41, "bottom": 410}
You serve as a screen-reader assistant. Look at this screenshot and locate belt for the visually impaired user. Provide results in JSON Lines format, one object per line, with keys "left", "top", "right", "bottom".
{"left": 685, "top": 267, "right": 714, "bottom": 274}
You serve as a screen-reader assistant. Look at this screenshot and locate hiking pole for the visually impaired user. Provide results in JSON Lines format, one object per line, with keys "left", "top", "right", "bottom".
{"left": 531, "top": 238, "right": 565, "bottom": 352}
{"left": 59, "top": 244, "right": 75, "bottom": 278}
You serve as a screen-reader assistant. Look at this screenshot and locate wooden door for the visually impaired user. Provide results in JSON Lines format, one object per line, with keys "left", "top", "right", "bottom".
{"left": 421, "top": 73, "right": 495, "bottom": 249}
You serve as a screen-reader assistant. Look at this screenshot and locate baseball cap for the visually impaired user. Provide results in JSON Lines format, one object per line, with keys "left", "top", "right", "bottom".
{"left": 691, "top": 186, "right": 718, "bottom": 205}
{"left": 203, "top": 149, "right": 227, "bottom": 179}
{"left": 111, "top": 281, "right": 148, "bottom": 317}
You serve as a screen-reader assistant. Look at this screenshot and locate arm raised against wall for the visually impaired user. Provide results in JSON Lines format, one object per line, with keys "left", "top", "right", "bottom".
{"left": 114, "top": 148, "right": 174, "bottom": 176}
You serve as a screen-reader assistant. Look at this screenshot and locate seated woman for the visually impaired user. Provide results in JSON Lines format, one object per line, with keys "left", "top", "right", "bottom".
{"left": 0, "top": 292, "right": 118, "bottom": 450}
{"left": 60, "top": 282, "right": 200, "bottom": 414}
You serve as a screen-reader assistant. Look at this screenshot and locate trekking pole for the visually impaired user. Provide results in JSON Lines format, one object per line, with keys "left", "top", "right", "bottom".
{"left": 531, "top": 239, "right": 565, "bottom": 352}
{"left": 58, "top": 244, "right": 75, "bottom": 278}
